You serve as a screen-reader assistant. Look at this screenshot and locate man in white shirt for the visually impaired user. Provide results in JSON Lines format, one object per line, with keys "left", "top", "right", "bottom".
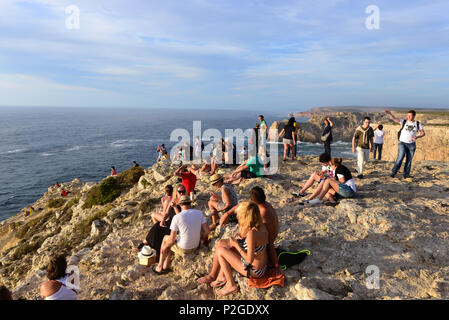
{"left": 153, "top": 195, "right": 209, "bottom": 275}
{"left": 373, "top": 124, "right": 385, "bottom": 160}
{"left": 385, "top": 109, "right": 425, "bottom": 178}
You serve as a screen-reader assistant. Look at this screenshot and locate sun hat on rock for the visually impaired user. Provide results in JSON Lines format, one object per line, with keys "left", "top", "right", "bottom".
{"left": 137, "top": 245, "right": 156, "bottom": 260}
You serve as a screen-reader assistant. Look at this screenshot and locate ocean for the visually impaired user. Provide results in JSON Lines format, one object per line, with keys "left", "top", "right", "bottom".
{"left": 0, "top": 107, "right": 353, "bottom": 221}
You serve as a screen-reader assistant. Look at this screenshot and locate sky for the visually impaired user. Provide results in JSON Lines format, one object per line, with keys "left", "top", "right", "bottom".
{"left": 0, "top": 0, "right": 448, "bottom": 111}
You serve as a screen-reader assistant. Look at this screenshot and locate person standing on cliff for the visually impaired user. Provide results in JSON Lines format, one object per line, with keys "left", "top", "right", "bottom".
{"left": 321, "top": 117, "right": 334, "bottom": 156}
{"left": 385, "top": 109, "right": 425, "bottom": 178}
{"left": 373, "top": 124, "right": 385, "bottom": 160}
{"left": 352, "top": 117, "right": 374, "bottom": 179}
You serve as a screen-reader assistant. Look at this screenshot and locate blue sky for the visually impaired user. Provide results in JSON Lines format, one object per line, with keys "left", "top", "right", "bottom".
{"left": 0, "top": 0, "right": 448, "bottom": 111}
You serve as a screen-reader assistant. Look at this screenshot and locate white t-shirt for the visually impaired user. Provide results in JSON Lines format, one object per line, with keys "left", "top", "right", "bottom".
{"left": 170, "top": 209, "right": 207, "bottom": 250}
{"left": 374, "top": 129, "right": 385, "bottom": 144}
{"left": 399, "top": 120, "right": 423, "bottom": 144}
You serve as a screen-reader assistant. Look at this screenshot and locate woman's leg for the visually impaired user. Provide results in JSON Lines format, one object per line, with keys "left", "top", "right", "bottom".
{"left": 197, "top": 239, "right": 229, "bottom": 284}
{"left": 290, "top": 144, "right": 295, "bottom": 160}
{"left": 283, "top": 144, "right": 288, "bottom": 160}
{"left": 319, "top": 179, "right": 339, "bottom": 200}
{"left": 152, "top": 212, "right": 164, "bottom": 223}
{"left": 308, "top": 178, "right": 326, "bottom": 200}
{"left": 216, "top": 246, "right": 248, "bottom": 296}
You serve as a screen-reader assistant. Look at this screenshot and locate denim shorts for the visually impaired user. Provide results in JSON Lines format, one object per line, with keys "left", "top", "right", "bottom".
{"left": 337, "top": 183, "right": 356, "bottom": 198}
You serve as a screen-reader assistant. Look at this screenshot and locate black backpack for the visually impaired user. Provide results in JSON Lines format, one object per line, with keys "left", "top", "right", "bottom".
{"left": 275, "top": 248, "right": 311, "bottom": 271}
{"left": 398, "top": 120, "right": 420, "bottom": 140}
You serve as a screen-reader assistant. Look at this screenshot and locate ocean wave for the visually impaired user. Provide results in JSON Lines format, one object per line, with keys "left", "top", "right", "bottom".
{"left": 333, "top": 140, "right": 351, "bottom": 145}
{"left": 110, "top": 138, "right": 158, "bottom": 148}
{"left": 65, "top": 146, "right": 82, "bottom": 152}
{"left": 0, "top": 148, "right": 26, "bottom": 155}
{"left": 40, "top": 152, "right": 53, "bottom": 157}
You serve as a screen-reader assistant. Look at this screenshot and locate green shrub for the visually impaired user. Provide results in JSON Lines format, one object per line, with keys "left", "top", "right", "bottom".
{"left": 82, "top": 177, "right": 122, "bottom": 209}
{"left": 141, "top": 178, "right": 148, "bottom": 189}
{"left": 47, "top": 198, "right": 66, "bottom": 208}
{"left": 82, "top": 167, "right": 145, "bottom": 209}
{"left": 116, "top": 166, "right": 145, "bottom": 188}
{"left": 66, "top": 197, "right": 79, "bottom": 209}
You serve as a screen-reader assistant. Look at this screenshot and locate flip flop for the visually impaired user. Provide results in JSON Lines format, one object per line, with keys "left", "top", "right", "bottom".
{"left": 151, "top": 265, "right": 168, "bottom": 275}
{"left": 291, "top": 192, "right": 306, "bottom": 198}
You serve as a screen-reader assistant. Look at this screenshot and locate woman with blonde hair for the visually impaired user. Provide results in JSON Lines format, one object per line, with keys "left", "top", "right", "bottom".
{"left": 213, "top": 201, "right": 269, "bottom": 296}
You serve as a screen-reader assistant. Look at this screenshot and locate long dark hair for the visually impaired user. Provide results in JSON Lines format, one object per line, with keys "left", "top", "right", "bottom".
{"left": 330, "top": 158, "right": 343, "bottom": 167}
{"left": 287, "top": 117, "right": 295, "bottom": 127}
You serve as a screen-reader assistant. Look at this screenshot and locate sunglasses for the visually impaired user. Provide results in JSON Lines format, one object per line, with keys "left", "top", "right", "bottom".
{"left": 177, "top": 189, "right": 186, "bottom": 194}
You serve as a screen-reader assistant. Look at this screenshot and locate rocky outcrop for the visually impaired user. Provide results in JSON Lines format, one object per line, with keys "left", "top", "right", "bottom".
{"left": 1, "top": 157, "right": 449, "bottom": 300}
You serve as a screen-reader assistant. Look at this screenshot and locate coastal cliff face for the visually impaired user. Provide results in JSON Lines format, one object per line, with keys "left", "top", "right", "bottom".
{"left": 1, "top": 157, "right": 449, "bottom": 300}
{"left": 269, "top": 110, "right": 449, "bottom": 162}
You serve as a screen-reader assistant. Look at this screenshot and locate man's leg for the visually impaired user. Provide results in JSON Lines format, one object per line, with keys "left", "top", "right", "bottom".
{"left": 403, "top": 143, "right": 416, "bottom": 178}
{"left": 392, "top": 142, "right": 406, "bottom": 176}
{"left": 356, "top": 147, "right": 364, "bottom": 174}
{"left": 363, "top": 148, "right": 369, "bottom": 170}
{"left": 378, "top": 144, "right": 383, "bottom": 160}
{"left": 373, "top": 144, "right": 378, "bottom": 160}
{"left": 156, "top": 235, "right": 171, "bottom": 272}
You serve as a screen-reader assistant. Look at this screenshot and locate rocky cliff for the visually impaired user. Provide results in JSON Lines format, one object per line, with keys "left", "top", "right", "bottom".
{"left": 1, "top": 157, "right": 449, "bottom": 300}
{"left": 269, "top": 109, "right": 449, "bottom": 162}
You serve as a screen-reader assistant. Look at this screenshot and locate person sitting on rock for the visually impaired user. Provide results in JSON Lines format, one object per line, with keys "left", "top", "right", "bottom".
{"left": 198, "top": 157, "right": 212, "bottom": 176}
{"left": 40, "top": 255, "right": 78, "bottom": 300}
{"left": 151, "top": 185, "right": 174, "bottom": 226}
{"left": 214, "top": 201, "right": 269, "bottom": 296}
{"left": 223, "top": 154, "right": 264, "bottom": 185}
{"left": 206, "top": 174, "right": 239, "bottom": 231}
{"left": 301, "top": 157, "right": 356, "bottom": 205}
{"left": 174, "top": 164, "right": 197, "bottom": 199}
{"left": 152, "top": 195, "right": 209, "bottom": 275}
{"left": 111, "top": 166, "right": 117, "bottom": 176}
{"left": 198, "top": 187, "right": 280, "bottom": 286}
{"left": 291, "top": 153, "right": 333, "bottom": 200}
{"left": 132, "top": 161, "right": 140, "bottom": 167}
{"left": 60, "top": 189, "right": 70, "bottom": 197}
{"left": 138, "top": 184, "right": 185, "bottom": 255}
{"left": 0, "top": 285, "right": 13, "bottom": 300}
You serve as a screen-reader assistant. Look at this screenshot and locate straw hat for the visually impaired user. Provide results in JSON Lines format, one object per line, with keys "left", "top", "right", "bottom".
{"left": 209, "top": 173, "right": 223, "bottom": 185}
{"left": 137, "top": 245, "right": 156, "bottom": 260}
{"left": 178, "top": 195, "right": 192, "bottom": 205}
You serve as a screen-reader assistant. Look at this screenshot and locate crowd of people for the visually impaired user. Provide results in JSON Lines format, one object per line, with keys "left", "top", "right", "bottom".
{"left": 1, "top": 109, "right": 426, "bottom": 300}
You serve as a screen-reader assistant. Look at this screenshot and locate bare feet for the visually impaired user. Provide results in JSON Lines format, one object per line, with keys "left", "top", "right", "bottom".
{"left": 216, "top": 284, "right": 239, "bottom": 296}
{"left": 210, "top": 279, "right": 226, "bottom": 288}
{"left": 197, "top": 274, "right": 214, "bottom": 284}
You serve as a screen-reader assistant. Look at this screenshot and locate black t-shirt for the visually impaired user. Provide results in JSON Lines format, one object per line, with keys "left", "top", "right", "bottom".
{"left": 283, "top": 125, "right": 295, "bottom": 140}
{"left": 335, "top": 164, "right": 352, "bottom": 182}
